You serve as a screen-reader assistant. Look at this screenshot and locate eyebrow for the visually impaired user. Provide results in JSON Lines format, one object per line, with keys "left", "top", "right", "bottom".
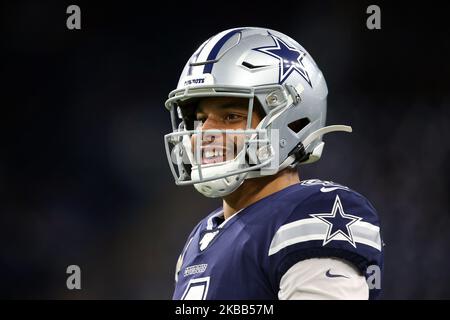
{"left": 196, "top": 101, "right": 248, "bottom": 113}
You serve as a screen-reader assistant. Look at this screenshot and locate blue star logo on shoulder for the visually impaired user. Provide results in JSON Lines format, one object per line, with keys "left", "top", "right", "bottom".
{"left": 310, "top": 195, "right": 362, "bottom": 247}
{"left": 253, "top": 34, "right": 312, "bottom": 86}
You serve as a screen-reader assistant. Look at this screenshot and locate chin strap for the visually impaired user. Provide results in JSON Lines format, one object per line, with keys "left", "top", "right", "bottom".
{"left": 303, "top": 125, "right": 352, "bottom": 148}
{"left": 278, "top": 125, "right": 353, "bottom": 171}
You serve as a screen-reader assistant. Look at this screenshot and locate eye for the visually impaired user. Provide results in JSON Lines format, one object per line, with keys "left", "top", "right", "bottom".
{"left": 225, "top": 113, "right": 244, "bottom": 121}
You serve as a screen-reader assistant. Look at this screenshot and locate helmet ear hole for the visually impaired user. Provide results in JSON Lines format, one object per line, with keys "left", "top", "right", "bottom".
{"left": 288, "top": 117, "right": 310, "bottom": 134}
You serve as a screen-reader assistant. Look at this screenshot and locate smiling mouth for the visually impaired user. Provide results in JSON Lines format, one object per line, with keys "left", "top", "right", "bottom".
{"left": 201, "top": 147, "right": 228, "bottom": 164}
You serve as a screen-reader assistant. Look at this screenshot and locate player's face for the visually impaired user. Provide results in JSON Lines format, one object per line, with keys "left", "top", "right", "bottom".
{"left": 191, "top": 97, "right": 262, "bottom": 165}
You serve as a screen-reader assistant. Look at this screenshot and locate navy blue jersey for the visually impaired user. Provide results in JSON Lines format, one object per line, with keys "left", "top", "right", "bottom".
{"left": 173, "top": 180, "right": 383, "bottom": 300}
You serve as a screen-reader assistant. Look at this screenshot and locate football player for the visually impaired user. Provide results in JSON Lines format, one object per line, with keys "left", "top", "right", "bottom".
{"left": 163, "top": 27, "right": 383, "bottom": 299}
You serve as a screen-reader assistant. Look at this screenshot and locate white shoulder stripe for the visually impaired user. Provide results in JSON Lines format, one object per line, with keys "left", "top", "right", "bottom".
{"left": 269, "top": 218, "right": 381, "bottom": 256}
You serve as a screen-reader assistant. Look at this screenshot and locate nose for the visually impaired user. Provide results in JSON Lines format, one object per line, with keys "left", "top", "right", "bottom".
{"left": 191, "top": 121, "right": 225, "bottom": 156}
{"left": 195, "top": 117, "right": 225, "bottom": 146}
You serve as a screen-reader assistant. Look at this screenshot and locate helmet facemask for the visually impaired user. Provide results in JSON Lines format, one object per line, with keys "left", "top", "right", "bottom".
{"left": 164, "top": 85, "right": 287, "bottom": 197}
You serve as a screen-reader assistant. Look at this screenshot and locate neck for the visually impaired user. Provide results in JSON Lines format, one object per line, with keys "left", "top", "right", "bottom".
{"left": 222, "top": 169, "right": 300, "bottom": 220}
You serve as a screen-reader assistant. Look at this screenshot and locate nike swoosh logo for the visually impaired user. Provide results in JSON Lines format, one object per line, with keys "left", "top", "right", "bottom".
{"left": 320, "top": 186, "right": 347, "bottom": 193}
{"left": 325, "top": 269, "right": 349, "bottom": 279}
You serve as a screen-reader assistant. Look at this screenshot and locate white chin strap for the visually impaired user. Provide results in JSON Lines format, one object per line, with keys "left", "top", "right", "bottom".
{"left": 278, "top": 125, "right": 353, "bottom": 170}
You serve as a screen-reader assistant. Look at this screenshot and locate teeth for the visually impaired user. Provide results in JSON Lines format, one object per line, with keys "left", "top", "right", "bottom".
{"left": 204, "top": 149, "right": 224, "bottom": 159}
{"left": 204, "top": 150, "right": 213, "bottom": 158}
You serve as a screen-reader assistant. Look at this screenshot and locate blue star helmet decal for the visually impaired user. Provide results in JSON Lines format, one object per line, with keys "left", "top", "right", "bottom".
{"left": 310, "top": 195, "right": 362, "bottom": 247}
{"left": 253, "top": 34, "right": 312, "bottom": 87}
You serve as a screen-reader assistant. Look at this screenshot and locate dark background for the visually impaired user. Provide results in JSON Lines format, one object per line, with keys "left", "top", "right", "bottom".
{"left": 2, "top": 0, "right": 449, "bottom": 299}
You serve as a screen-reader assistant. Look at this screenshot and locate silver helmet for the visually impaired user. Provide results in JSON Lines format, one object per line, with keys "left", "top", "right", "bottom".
{"left": 164, "top": 27, "right": 351, "bottom": 197}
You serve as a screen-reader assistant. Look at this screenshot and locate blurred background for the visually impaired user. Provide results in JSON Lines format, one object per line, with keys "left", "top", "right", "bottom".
{"left": 2, "top": 0, "right": 449, "bottom": 299}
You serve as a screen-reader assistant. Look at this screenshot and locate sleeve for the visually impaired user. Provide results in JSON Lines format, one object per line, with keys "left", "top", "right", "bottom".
{"left": 267, "top": 189, "right": 383, "bottom": 299}
{"left": 278, "top": 257, "right": 369, "bottom": 300}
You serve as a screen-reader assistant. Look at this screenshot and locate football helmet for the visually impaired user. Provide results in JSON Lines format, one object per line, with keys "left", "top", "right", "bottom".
{"left": 164, "top": 27, "right": 351, "bottom": 197}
